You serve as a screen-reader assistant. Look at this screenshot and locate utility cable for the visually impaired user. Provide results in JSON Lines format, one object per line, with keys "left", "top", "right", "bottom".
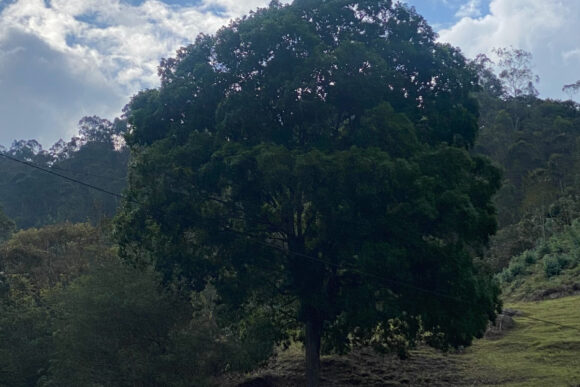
{"left": 0, "top": 151, "right": 537, "bottom": 305}
{"left": 0, "top": 150, "right": 471, "bottom": 303}
{"left": 49, "top": 164, "right": 127, "bottom": 182}
{"left": 3, "top": 150, "right": 579, "bottom": 332}
{"left": 0, "top": 152, "right": 126, "bottom": 200}
{"left": 517, "top": 314, "right": 580, "bottom": 333}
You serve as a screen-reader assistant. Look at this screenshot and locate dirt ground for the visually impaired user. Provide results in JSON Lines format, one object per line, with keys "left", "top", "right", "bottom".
{"left": 221, "top": 346, "right": 482, "bottom": 387}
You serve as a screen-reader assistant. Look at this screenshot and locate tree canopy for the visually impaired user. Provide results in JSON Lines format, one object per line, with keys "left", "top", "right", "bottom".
{"left": 116, "top": 1, "right": 502, "bottom": 385}
{"left": 0, "top": 117, "right": 129, "bottom": 229}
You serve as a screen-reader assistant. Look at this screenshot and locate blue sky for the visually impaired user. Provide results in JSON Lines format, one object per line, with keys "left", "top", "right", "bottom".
{"left": 406, "top": 0, "right": 491, "bottom": 29}
{"left": 0, "top": 0, "right": 578, "bottom": 147}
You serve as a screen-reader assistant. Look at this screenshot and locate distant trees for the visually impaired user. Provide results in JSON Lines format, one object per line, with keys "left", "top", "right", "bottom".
{"left": 0, "top": 116, "right": 129, "bottom": 229}
{"left": 493, "top": 47, "right": 539, "bottom": 99}
{"left": 562, "top": 80, "right": 580, "bottom": 99}
{"left": 116, "top": 1, "right": 501, "bottom": 385}
{"left": 0, "top": 222, "right": 111, "bottom": 386}
{"left": 472, "top": 49, "right": 580, "bottom": 269}
{"left": 0, "top": 207, "right": 14, "bottom": 242}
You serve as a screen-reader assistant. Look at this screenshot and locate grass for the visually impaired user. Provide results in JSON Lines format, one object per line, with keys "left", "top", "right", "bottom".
{"left": 224, "top": 296, "right": 580, "bottom": 386}
{"left": 461, "top": 295, "right": 580, "bottom": 386}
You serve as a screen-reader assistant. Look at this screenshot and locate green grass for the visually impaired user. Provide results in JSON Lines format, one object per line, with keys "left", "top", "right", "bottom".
{"left": 226, "top": 297, "right": 580, "bottom": 386}
{"left": 462, "top": 295, "right": 580, "bottom": 386}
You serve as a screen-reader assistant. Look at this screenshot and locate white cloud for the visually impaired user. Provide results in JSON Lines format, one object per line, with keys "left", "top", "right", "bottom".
{"left": 439, "top": 0, "right": 580, "bottom": 101}
{"left": 0, "top": 0, "right": 281, "bottom": 146}
{"left": 0, "top": 29, "right": 124, "bottom": 145}
{"left": 563, "top": 48, "right": 580, "bottom": 62}
{"left": 455, "top": 0, "right": 481, "bottom": 18}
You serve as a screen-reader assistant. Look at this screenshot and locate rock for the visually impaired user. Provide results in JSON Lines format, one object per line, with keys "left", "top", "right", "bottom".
{"left": 485, "top": 312, "right": 517, "bottom": 339}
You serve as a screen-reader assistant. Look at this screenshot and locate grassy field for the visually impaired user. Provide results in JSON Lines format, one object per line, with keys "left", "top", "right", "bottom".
{"left": 462, "top": 295, "right": 580, "bottom": 386}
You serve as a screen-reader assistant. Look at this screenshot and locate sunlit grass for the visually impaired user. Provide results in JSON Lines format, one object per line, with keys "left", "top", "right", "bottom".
{"left": 462, "top": 295, "right": 580, "bottom": 386}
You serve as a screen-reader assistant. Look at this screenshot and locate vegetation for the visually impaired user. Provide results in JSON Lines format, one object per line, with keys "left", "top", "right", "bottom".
{"left": 498, "top": 218, "right": 580, "bottom": 301}
{"left": 0, "top": 116, "right": 129, "bottom": 229}
{"left": 0, "top": 1, "right": 579, "bottom": 386}
{"left": 0, "top": 222, "right": 273, "bottom": 386}
{"left": 115, "top": 1, "right": 502, "bottom": 385}
{"left": 472, "top": 50, "right": 580, "bottom": 270}
{"left": 463, "top": 295, "right": 580, "bottom": 386}
{"left": 224, "top": 295, "right": 580, "bottom": 386}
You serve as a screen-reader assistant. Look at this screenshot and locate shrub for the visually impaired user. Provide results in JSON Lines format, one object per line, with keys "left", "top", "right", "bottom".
{"left": 524, "top": 251, "right": 537, "bottom": 265}
{"left": 538, "top": 243, "right": 551, "bottom": 258}
{"left": 498, "top": 269, "right": 513, "bottom": 283}
{"left": 556, "top": 253, "right": 572, "bottom": 269}
{"left": 543, "top": 255, "right": 562, "bottom": 277}
{"left": 509, "top": 261, "right": 526, "bottom": 277}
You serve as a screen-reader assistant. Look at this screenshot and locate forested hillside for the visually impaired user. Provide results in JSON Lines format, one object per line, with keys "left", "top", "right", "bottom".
{"left": 0, "top": 0, "right": 579, "bottom": 386}
{"left": 0, "top": 116, "right": 129, "bottom": 229}
{"left": 470, "top": 52, "right": 580, "bottom": 269}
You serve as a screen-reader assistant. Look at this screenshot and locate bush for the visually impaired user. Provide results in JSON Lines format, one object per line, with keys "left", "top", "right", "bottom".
{"left": 556, "top": 253, "right": 572, "bottom": 269}
{"left": 44, "top": 262, "right": 276, "bottom": 386}
{"left": 543, "top": 255, "right": 562, "bottom": 277}
{"left": 509, "top": 260, "right": 526, "bottom": 277}
{"left": 524, "top": 251, "right": 537, "bottom": 265}
{"left": 498, "top": 269, "right": 513, "bottom": 283}
{"left": 538, "top": 243, "right": 551, "bottom": 258}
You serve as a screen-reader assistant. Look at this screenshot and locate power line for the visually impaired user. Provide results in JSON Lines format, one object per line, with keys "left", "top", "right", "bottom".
{"left": 4, "top": 150, "right": 579, "bottom": 333}
{"left": 518, "top": 314, "right": 580, "bottom": 333}
{"left": 0, "top": 152, "right": 126, "bottom": 200}
{"left": 0, "top": 151, "right": 501, "bottom": 304}
{"left": 49, "top": 164, "right": 127, "bottom": 182}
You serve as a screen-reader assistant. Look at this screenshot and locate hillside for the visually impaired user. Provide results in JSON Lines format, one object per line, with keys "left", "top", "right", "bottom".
{"left": 499, "top": 219, "right": 580, "bottom": 301}
{"left": 0, "top": 1, "right": 579, "bottom": 385}
{"left": 0, "top": 116, "right": 128, "bottom": 229}
{"left": 464, "top": 295, "right": 580, "bottom": 386}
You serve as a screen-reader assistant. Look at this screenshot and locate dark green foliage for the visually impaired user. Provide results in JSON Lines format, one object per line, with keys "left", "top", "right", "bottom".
{"left": 471, "top": 51, "right": 580, "bottom": 267}
{"left": 543, "top": 255, "right": 562, "bottom": 278}
{"left": 0, "top": 222, "right": 113, "bottom": 289}
{"left": 45, "top": 261, "right": 195, "bottom": 386}
{"left": 498, "top": 218, "right": 580, "bottom": 301}
{"left": 0, "top": 222, "right": 271, "bottom": 386}
{"left": 524, "top": 251, "right": 537, "bottom": 265}
{"left": 509, "top": 261, "right": 526, "bottom": 277}
{"left": 476, "top": 93, "right": 580, "bottom": 268}
{"left": 116, "top": 2, "right": 501, "bottom": 381}
{"left": 0, "top": 222, "right": 114, "bottom": 386}
{"left": 43, "top": 260, "right": 277, "bottom": 386}
{"left": 0, "top": 276, "right": 52, "bottom": 387}
{"left": 0, "top": 118, "right": 129, "bottom": 229}
{"left": 0, "top": 207, "right": 14, "bottom": 243}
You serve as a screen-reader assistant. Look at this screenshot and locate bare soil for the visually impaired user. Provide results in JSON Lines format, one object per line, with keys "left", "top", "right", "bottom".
{"left": 221, "top": 346, "right": 481, "bottom": 387}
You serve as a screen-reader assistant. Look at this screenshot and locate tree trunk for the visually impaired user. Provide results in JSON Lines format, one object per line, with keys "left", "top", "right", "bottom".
{"left": 305, "top": 316, "right": 322, "bottom": 387}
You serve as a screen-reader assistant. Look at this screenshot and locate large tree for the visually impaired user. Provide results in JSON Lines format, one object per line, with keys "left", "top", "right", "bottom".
{"left": 116, "top": 1, "right": 501, "bottom": 385}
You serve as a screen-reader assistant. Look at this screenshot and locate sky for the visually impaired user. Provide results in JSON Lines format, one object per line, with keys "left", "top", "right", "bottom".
{"left": 0, "top": 0, "right": 578, "bottom": 147}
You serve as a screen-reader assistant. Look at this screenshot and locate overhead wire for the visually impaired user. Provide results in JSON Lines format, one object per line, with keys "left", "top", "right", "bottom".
{"left": 1, "top": 150, "right": 579, "bottom": 332}
{"left": 517, "top": 314, "right": 580, "bottom": 333}
{"left": 49, "top": 163, "right": 127, "bottom": 182}
{"left": 0, "top": 150, "right": 469, "bottom": 303}
{"left": 0, "top": 152, "right": 126, "bottom": 201}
